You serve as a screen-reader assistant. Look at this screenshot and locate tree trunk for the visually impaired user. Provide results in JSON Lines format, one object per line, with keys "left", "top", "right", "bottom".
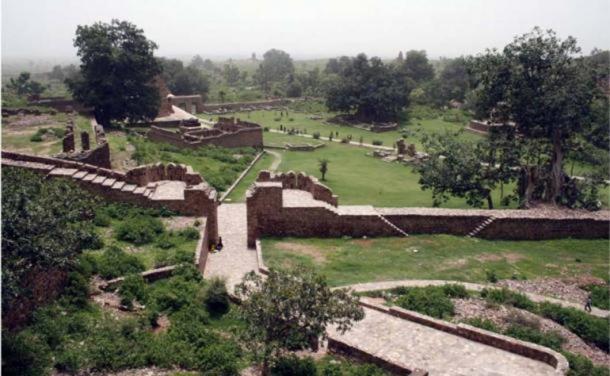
{"left": 486, "top": 192, "right": 494, "bottom": 210}
{"left": 520, "top": 166, "right": 539, "bottom": 208}
{"left": 545, "top": 131, "right": 565, "bottom": 203}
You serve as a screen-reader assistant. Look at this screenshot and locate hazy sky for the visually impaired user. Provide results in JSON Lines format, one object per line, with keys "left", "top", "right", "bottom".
{"left": 2, "top": 0, "right": 609, "bottom": 61}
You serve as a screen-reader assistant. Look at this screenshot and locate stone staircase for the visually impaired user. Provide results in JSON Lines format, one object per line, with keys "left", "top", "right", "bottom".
{"left": 466, "top": 216, "right": 496, "bottom": 238}
{"left": 376, "top": 213, "right": 409, "bottom": 237}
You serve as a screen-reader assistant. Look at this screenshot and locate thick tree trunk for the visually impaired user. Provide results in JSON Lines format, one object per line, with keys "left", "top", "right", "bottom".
{"left": 545, "top": 131, "right": 565, "bottom": 203}
{"left": 486, "top": 193, "right": 494, "bottom": 210}
{"left": 520, "top": 165, "right": 539, "bottom": 208}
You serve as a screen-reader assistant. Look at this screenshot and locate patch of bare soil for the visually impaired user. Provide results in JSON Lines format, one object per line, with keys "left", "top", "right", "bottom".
{"left": 497, "top": 277, "right": 606, "bottom": 305}
{"left": 475, "top": 252, "right": 525, "bottom": 263}
{"left": 5, "top": 114, "right": 55, "bottom": 128}
{"left": 152, "top": 315, "right": 171, "bottom": 334}
{"left": 275, "top": 241, "right": 327, "bottom": 264}
{"left": 162, "top": 216, "right": 203, "bottom": 231}
{"left": 453, "top": 298, "right": 610, "bottom": 366}
{"left": 440, "top": 258, "right": 469, "bottom": 269}
{"left": 81, "top": 367, "right": 196, "bottom": 376}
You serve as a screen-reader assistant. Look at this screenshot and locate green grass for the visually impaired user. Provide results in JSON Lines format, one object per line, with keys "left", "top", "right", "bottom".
{"left": 261, "top": 236, "right": 609, "bottom": 287}
{"left": 224, "top": 152, "right": 274, "bottom": 202}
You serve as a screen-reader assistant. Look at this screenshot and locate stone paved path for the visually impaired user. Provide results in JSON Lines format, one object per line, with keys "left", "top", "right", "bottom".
{"left": 203, "top": 203, "right": 258, "bottom": 290}
{"left": 329, "top": 307, "right": 557, "bottom": 376}
{"left": 342, "top": 280, "right": 610, "bottom": 318}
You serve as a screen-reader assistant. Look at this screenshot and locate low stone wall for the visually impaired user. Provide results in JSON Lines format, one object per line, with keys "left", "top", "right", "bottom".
{"left": 256, "top": 170, "right": 338, "bottom": 206}
{"left": 360, "top": 299, "right": 568, "bottom": 375}
{"left": 246, "top": 179, "right": 610, "bottom": 246}
{"left": 57, "top": 117, "right": 111, "bottom": 169}
{"left": 201, "top": 98, "right": 291, "bottom": 114}
{"left": 28, "top": 97, "right": 90, "bottom": 113}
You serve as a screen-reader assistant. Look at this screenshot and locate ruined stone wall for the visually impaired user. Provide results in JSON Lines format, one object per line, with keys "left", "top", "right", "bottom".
{"left": 201, "top": 98, "right": 291, "bottom": 113}
{"left": 246, "top": 181, "right": 610, "bottom": 246}
{"left": 172, "top": 95, "right": 205, "bottom": 113}
{"left": 27, "top": 97, "right": 90, "bottom": 113}
{"left": 57, "top": 117, "right": 112, "bottom": 169}
{"left": 256, "top": 170, "right": 338, "bottom": 206}
{"left": 147, "top": 120, "right": 264, "bottom": 149}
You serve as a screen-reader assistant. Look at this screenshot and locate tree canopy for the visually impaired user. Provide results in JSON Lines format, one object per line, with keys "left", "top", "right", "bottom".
{"left": 470, "top": 27, "right": 598, "bottom": 206}
{"left": 255, "top": 49, "right": 295, "bottom": 93}
{"left": 402, "top": 50, "right": 435, "bottom": 83}
{"left": 159, "top": 58, "right": 210, "bottom": 97}
{"left": 234, "top": 267, "right": 363, "bottom": 375}
{"left": 325, "top": 54, "right": 412, "bottom": 121}
{"left": 6, "top": 72, "right": 45, "bottom": 97}
{"left": 66, "top": 19, "right": 161, "bottom": 126}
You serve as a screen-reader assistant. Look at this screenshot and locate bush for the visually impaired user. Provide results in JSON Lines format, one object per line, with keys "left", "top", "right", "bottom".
{"left": 271, "top": 355, "right": 316, "bottom": 376}
{"left": 29, "top": 133, "right": 43, "bottom": 142}
{"left": 203, "top": 277, "right": 230, "bottom": 316}
{"left": 442, "top": 284, "right": 470, "bottom": 298}
{"left": 408, "top": 105, "right": 442, "bottom": 120}
{"left": 442, "top": 109, "right": 468, "bottom": 123}
{"left": 538, "top": 302, "right": 609, "bottom": 352}
{"left": 485, "top": 270, "right": 498, "bottom": 283}
{"left": 119, "top": 274, "right": 148, "bottom": 310}
{"left": 504, "top": 324, "right": 565, "bottom": 350}
{"left": 463, "top": 317, "right": 500, "bottom": 332}
{"left": 116, "top": 215, "right": 164, "bottom": 245}
{"left": 395, "top": 287, "right": 454, "bottom": 319}
{"left": 2, "top": 331, "right": 52, "bottom": 376}
{"left": 372, "top": 140, "right": 383, "bottom": 146}
{"left": 97, "top": 246, "right": 146, "bottom": 279}
{"left": 178, "top": 227, "right": 200, "bottom": 240}
{"left": 480, "top": 288, "right": 536, "bottom": 310}
{"left": 93, "top": 212, "right": 111, "bottom": 227}
{"left": 155, "top": 233, "right": 176, "bottom": 249}
{"left": 61, "top": 272, "right": 90, "bottom": 308}
{"left": 154, "top": 248, "right": 193, "bottom": 268}
{"left": 340, "top": 137, "right": 349, "bottom": 143}
{"left": 312, "top": 132, "right": 320, "bottom": 139}
{"left": 562, "top": 351, "right": 610, "bottom": 376}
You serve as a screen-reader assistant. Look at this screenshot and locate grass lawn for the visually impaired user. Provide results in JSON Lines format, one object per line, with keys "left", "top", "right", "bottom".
{"left": 202, "top": 109, "right": 481, "bottom": 150}
{"left": 261, "top": 236, "right": 609, "bottom": 287}
{"left": 224, "top": 151, "right": 275, "bottom": 202}
{"left": 259, "top": 134, "right": 518, "bottom": 208}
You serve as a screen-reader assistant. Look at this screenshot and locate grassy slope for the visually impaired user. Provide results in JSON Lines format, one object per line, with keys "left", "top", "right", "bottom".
{"left": 262, "top": 236, "right": 609, "bottom": 287}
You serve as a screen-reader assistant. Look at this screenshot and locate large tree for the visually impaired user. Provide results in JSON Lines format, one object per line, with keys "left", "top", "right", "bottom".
{"left": 402, "top": 50, "right": 435, "bottom": 83}
{"left": 471, "top": 28, "right": 596, "bottom": 206}
{"left": 159, "top": 58, "right": 210, "bottom": 97}
{"left": 235, "top": 267, "right": 364, "bottom": 375}
{"left": 66, "top": 20, "right": 161, "bottom": 127}
{"left": 6, "top": 72, "right": 45, "bottom": 97}
{"left": 325, "top": 54, "right": 412, "bottom": 121}
{"left": 255, "top": 49, "right": 294, "bottom": 93}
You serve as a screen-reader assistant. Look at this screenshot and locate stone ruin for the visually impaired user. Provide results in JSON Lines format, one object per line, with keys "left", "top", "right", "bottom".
{"left": 56, "top": 115, "right": 111, "bottom": 169}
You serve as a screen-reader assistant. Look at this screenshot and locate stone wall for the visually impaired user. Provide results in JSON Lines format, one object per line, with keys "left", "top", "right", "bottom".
{"left": 172, "top": 94, "right": 205, "bottom": 113}
{"left": 246, "top": 179, "right": 610, "bottom": 246}
{"left": 27, "top": 97, "right": 90, "bottom": 113}
{"left": 256, "top": 170, "right": 338, "bottom": 206}
{"left": 201, "top": 98, "right": 291, "bottom": 114}
{"left": 1, "top": 151, "right": 219, "bottom": 243}
{"left": 148, "top": 117, "right": 263, "bottom": 149}
{"left": 57, "top": 117, "right": 112, "bottom": 169}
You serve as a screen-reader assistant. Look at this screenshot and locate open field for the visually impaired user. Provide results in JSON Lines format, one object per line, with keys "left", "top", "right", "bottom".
{"left": 262, "top": 236, "right": 610, "bottom": 287}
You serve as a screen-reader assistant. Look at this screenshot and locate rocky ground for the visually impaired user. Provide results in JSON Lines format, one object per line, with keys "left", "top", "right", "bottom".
{"left": 453, "top": 298, "right": 610, "bottom": 366}
{"left": 497, "top": 276, "right": 606, "bottom": 306}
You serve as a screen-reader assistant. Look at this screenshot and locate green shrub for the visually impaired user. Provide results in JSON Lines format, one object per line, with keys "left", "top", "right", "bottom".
{"left": 442, "top": 284, "right": 469, "bottom": 298}
{"left": 93, "top": 212, "right": 111, "bottom": 227}
{"left": 119, "top": 274, "right": 148, "bottom": 310}
{"left": 203, "top": 277, "right": 230, "bottom": 316}
{"left": 178, "top": 227, "right": 200, "bottom": 240}
{"left": 485, "top": 270, "right": 498, "bottom": 283}
{"left": 1, "top": 331, "right": 52, "bottom": 376}
{"left": 29, "top": 133, "right": 44, "bottom": 142}
{"left": 584, "top": 284, "right": 609, "bottom": 310}
{"left": 441, "top": 109, "right": 468, "bottom": 123}
{"left": 116, "top": 215, "right": 164, "bottom": 245}
{"left": 408, "top": 105, "right": 442, "bottom": 120}
{"left": 504, "top": 324, "right": 565, "bottom": 350}
{"left": 372, "top": 140, "right": 383, "bottom": 146}
{"left": 463, "top": 317, "right": 500, "bottom": 332}
{"left": 480, "top": 288, "right": 536, "bottom": 310}
{"left": 154, "top": 248, "right": 193, "bottom": 268}
{"left": 562, "top": 351, "right": 610, "bottom": 376}
{"left": 96, "top": 246, "right": 145, "bottom": 279}
{"left": 155, "top": 233, "right": 177, "bottom": 249}
{"left": 272, "top": 355, "right": 316, "bottom": 376}
{"left": 340, "top": 137, "right": 349, "bottom": 143}
{"left": 538, "top": 302, "right": 609, "bottom": 352}
{"left": 61, "top": 272, "right": 90, "bottom": 308}
{"left": 313, "top": 132, "right": 320, "bottom": 139}
{"left": 395, "top": 287, "right": 454, "bottom": 319}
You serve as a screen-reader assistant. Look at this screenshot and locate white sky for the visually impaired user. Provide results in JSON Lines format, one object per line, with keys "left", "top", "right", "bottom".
{"left": 2, "top": 0, "right": 609, "bottom": 61}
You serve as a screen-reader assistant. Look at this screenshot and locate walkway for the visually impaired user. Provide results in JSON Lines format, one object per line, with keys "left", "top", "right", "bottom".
{"left": 267, "top": 129, "right": 394, "bottom": 150}
{"left": 265, "top": 149, "right": 282, "bottom": 171}
{"left": 342, "top": 280, "right": 610, "bottom": 318}
{"left": 329, "top": 307, "right": 558, "bottom": 376}
{"left": 203, "top": 203, "right": 258, "bottom": 290}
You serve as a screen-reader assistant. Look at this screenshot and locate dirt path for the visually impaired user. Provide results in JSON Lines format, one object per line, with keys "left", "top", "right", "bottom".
{"left": 265, "top": 149, "right": 282, "bottom": 171}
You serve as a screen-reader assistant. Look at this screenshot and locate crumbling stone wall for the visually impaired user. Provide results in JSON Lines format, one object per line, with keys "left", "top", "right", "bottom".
{"left": 256, "top": 170, "right": 338, "bottom": 206}
{"left": 57, "top": 117, "right": 112, "bottom": 169}
{"left": 172, "top": 94, "right": 205, "bottom": 113}
{"left": 201, "top": 98, "right": 291, "bottom": 114}
{"left": 246, "top": 179, "right": 610, "bottom": 246}
{"left": 148, "top": 117, "right": 263, "bottom": 149}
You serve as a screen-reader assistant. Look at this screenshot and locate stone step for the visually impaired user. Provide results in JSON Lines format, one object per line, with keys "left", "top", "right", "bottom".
{"left": 82, "top": 173, "right": 97, "bottom": 182}
{"left": 377, "top": 214, "right": 408, "bottom": 237}
{"left": 102, "top": 178, "right": 117, "bottom": 187}
{"left": 467, "top": 217, "right": 496, "bottom": 238}
{"left": 111, "top": 181, "right": 126, "bottom": 190}
{"left": 73, "top": 171, "right": 88, "bottom": 179}
{"left": 121, "top": 184, "right": 137, "bottom": 193}
{"left": 48, "top": 167, "right": 79, "bottom": 177}
{"left": 92, "top": 175, "right": 107, "bottom": 184}
{"left": 1, "top": 158, "right": 55, "bottom": 172}
{"left": 133, "top": 186, "right": 146, "bottom": 195}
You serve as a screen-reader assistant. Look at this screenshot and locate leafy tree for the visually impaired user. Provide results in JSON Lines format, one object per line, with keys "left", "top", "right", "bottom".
{"left": 160, "top": 58, "right": 210, "bottom": 98}
{"left": 219, "top": 90, "right": 226, "bottom": 103}
{"left": 396, "top": 51, "right": 404, "bottom": 63}
{"left": 48, "top": 65, "right": 65, "bottom": 81}
{"left": 6, "top": 72, "right": 46, "bottom": 97}
{"left": 325, "top": 54, "right": 412, "bottom": 121}
{"left": 471, "top": 28, "right": 597, "bottom": 205}
{"left": 190, "top": 54, "right": 205, "bottom": 70}
{"left": 66, "top": 19, "right": 161, "bottom": 127}
{"left": 255, "top": 49, "right": 295, "bottom": 93}
{"left": 1, "top": 168, "right": 97, "bottom": 322}
{"left": 234, "top": 267, "right": 364, "bottom": 375}
{"left": 318, "top": 158, "right": 329, "bottom": 181}
{"left": 223, "top": 64, "right": 240, "bottom": 86}
{"left": 425, "top": 57, "right": 471, "bottom": 107}
{"left": 402, "top": 50, "right": 435, "bottom": 83}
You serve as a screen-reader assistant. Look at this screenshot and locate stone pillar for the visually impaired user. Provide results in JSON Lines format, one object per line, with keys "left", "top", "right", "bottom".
{"left": 396, "top": 139, "right": 406, "bottom": 155}
{"left": 62, "top": 131, "right": 75, "bottom": 153}
{"left": 81, "top": 131, "right": 90, "bottom": 151}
